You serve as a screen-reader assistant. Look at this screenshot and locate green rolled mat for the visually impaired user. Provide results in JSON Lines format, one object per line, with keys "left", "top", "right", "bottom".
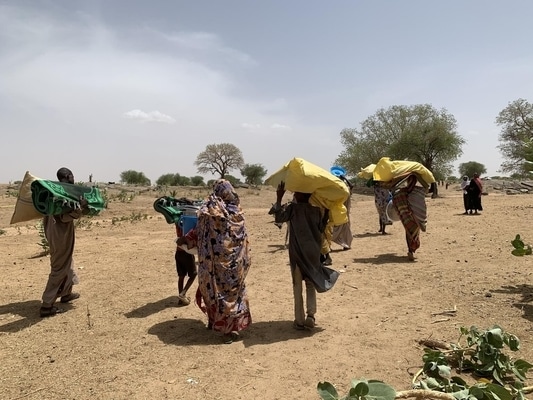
{"left": 153, "top": 196, "right": 184, "bottom": 224}
{"left": 31, "top": 180, "right": 105, "bottom": 216}
{"left": 153, "top": 196, "right": 201, "bottom": 224}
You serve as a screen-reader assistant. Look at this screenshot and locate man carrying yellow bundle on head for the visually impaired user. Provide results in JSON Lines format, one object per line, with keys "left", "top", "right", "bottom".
{"left": 265, "top": 158, "right": 348, "bottom": 330}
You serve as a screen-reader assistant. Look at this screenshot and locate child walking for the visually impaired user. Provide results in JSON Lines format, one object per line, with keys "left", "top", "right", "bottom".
{"left": 269, "top": 181, "right": 339, "bottom": 330}
{"left": 174, "top": 222, "right": 197, "bottom": 305}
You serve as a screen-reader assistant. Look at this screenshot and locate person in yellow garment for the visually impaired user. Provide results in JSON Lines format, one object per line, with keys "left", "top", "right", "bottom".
{"left": 331, "top": 174, "right": 353, "bottom": 250}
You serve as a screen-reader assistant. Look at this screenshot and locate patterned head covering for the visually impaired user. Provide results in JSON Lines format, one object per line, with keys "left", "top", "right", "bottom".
{"left": 212, "top": 179, "right": 240, "bottom": 210}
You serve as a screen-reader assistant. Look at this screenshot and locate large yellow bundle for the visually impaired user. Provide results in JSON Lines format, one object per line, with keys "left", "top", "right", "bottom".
{"left": 357, "top": 163, "right": 376, "bottom": 180}
{"left": 372, "top": 157, "right": 435, "bottom": 187}
{"left": 264, "top": 158, "right": 350, "bottom": 225}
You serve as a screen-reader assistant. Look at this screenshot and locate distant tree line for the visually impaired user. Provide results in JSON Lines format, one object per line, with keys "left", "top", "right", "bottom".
{"left": 119, "top": 143, "right": 268, "bottom": 186}
{"left": 118, "top": 98, "right": 533, "bottom": 186}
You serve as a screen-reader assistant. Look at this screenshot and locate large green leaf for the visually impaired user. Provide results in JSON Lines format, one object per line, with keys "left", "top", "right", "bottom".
{"left": 423, "top": 377, "right": 442, "bottom": 389}
{"left": 317, "top": 382, "right": 340, "bottom": 400}
{"left": 437, "top": 364, "right": 452, "bottom": 379}
{"left": 486, "top": 328, "right": 504, "bottom": 348}
{"left": 469, "top": 386, "right": 485, "bottom": 399}
{"left": 485, "top": 383, "right": 513, "bottom": 400}
{"left": 492, "top": 368, "right": 505, "bottom": 386}
{"left": 512, "top": 248, "right": 526, "bottom": 256}
{"left": 512, "top": 359, "right": 533, "bottom": 381}
{"left": 506, "top": 334, "right": 520, "bottom": 351}
{"left": 511, "top": 235, "right": 524, "bottom": 249}
{"left": 353, "top": 381, "right": 369, "bottom": 396}
{"left": 451, "top": 388, "right": 470, "bottom": 400}
{"left": 364, "top": 380, "right": 396, "bottom": 400}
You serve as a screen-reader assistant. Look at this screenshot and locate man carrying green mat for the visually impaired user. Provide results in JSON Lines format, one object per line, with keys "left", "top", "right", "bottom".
{"left": 36, "top": 167, "right": 99, "bottom": 317}
{"left": 31, "top": 176, "right": 105, "bottom": 217}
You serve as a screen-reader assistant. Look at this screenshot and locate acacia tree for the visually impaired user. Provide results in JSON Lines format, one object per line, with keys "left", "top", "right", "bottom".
{"left": 336, "top": 104, "right": 465, "bottom": 181}
{"left": 458, "top": 161, "right": 487, "bottom": 178}
{"left": 195, "top": 143, "right": 244, "bottom": 179}
{"left": 120, "top": 170, "right": 151, "bottom": 185}
{"left": 496, "top": 98, "right": 533, "bottom": 174}
{"left": 240, "top": 163, "right": 267, "bottom": 185}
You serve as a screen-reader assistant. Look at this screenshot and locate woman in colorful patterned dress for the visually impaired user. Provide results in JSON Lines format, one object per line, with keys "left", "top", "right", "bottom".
{"left": 179, "top": 179, "right": 252, "bottom": 343}
{"left": 391, "top": 174, "right": 428, "bottom": 261}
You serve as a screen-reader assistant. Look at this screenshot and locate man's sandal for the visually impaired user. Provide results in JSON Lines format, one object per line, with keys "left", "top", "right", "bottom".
{"left": 304, "top": 315, "right": 315, "bottom": 328}
{"left": 177, "top": 294, "right": 190, "bottom": 306}
{"left": 60, "top": 292, "right": 80, "bottom": 303}
{"left": 293, "top": 321, "right": 306, "bottom": 330}
{"left": 223, "top": 331, "right": 240, "bottom": 344}
{"left": 39, "top": 306, "right": 64, "bottom": 318}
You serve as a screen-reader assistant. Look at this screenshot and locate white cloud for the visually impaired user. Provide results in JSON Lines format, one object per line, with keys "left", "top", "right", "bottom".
{"left": 157, "top": 31, "right": 255, "bottom": 66}
{"left": 271, "top": 123, "right": 292, "bottom": 130}
{"left": 123, "top": 109, "right": 176, "bottom": 124}
{"left": 241, "top": 122, "right": 261, "bottom": 130}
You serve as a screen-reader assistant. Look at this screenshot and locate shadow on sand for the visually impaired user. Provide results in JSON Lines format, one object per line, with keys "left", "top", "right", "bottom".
{"left": 491, "top": 284, "right": 533, "bottom": 323}
{"left": 0, "top": 299, "right": 76, "bottom": 332}
{"left": 148, "top": 319, "right": 324, "bottom": 347}
{"left": 124, "top": 296, "right": 186, "bottom": 319}
{"left": 352, "top": 253, "right": 413, "bottom": 265}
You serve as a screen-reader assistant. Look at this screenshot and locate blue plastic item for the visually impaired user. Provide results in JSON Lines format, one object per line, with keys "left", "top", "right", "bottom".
{"left": 330, "top": 165, "right": 346, "bottom": 177}
{"left": 179, "top": 215, "right": 198, "bottom": 235}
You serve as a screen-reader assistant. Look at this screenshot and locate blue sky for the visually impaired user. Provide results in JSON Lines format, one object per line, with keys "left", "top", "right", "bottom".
{"left": 1, "top": 0, "right": 532, "bottom": 183}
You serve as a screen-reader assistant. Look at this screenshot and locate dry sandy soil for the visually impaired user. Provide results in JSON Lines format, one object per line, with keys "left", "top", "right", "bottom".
{"left": 1, "top": 182, "right": 533, "bottom": 400}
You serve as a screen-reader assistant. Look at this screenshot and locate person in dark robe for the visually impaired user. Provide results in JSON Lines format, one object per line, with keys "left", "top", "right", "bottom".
{"left": 269, "top": 181, "right": 339, "bottom": 330}
{"left": 467, "top": 173, "right": 483, "bottom": 214}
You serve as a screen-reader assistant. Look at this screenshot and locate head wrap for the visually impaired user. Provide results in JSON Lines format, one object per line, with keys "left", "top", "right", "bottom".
{"left": 213, "top": 179, "right": 240, "bottom": 206}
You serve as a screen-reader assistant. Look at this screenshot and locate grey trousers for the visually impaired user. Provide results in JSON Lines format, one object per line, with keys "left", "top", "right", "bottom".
{"left": 292, "top": 266, "right": 317, "bottom": 325}
{"left": 42, "top": 261, "right": 78, "bottom": 307}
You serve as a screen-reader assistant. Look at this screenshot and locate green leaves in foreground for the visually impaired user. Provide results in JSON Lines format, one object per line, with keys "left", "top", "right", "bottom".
{"left": 317, "top": 379, "right": 396, "bottom": 400}
{"left": 323, "top": 326, "right": 533, "bottom": 400}
{"left": 511, "top": 234, "right": 532, "bottom": 256}
{"left": 415, "top": 325, "right": 533, "bottom": 399}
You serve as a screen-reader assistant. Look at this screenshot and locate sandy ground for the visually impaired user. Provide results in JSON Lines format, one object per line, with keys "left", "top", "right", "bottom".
{"left": 1, "top": 182, "right": 533, "bottom": 400}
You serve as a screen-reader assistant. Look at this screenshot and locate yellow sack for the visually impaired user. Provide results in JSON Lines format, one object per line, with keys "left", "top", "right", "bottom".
{"left": 357, "top": 163, "right": 376, "bottom": 180}
{"left": 373, "top": 157, "right": 436, "bottom": 187}
{"left": 264, "top": 158, "right": 350, "bottom": 225}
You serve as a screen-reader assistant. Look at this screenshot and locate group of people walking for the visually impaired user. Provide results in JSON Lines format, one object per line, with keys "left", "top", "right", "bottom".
{"left": 37, "top": 165, "right": 433, "bottom": 344}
